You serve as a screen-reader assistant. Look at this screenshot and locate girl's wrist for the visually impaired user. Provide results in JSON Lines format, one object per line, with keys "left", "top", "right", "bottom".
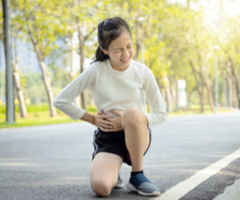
{"left": 80, "top": 112, "right": 97, "bottom": 126}
{"left": 93, "top": 115, "right": 98, "bottom": 127}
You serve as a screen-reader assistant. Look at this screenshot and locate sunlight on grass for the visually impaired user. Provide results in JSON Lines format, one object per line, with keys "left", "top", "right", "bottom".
{"left": 0, "top": 114, "right": 76, "bottom": 129}
{"left": 0, "top": 104, "right": 235, "bottom": 129}
{"left": 0, "top": 105, "right": 97, "bottom": 129}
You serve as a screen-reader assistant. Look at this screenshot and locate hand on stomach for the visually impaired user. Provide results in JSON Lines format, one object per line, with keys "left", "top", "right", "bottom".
{"left": 95, "top": 110, "right": 123, "bottom": 132}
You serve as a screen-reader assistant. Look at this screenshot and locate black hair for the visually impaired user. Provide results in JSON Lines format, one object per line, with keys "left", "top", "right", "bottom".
{"left": 93, "top": 16, "right": 132, "bottom": 63}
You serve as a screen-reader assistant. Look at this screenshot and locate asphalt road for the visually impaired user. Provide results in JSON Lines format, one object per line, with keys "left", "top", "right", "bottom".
{"left": 0, "top": 111, "right": 240, "bottom": 200}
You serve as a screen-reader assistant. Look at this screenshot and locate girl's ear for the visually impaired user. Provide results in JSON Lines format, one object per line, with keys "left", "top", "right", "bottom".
{"left": 99, "top": 45, "right": 108, "bottom": 55}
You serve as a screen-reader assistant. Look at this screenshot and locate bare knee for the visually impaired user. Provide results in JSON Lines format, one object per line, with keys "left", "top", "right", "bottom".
{"left": 123, "top": 106, "right": 145, "bottom": 128}
{"left": 91, "top": 179, "right": 112, "bottom": 197}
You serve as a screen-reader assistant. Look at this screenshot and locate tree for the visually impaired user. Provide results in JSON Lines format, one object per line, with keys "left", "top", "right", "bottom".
{"left": 1, "top": 0, "right": 15, "bottom": 121}
{"left": 1, "top": 0, "right": 27, "bottom": 119}
{"left": 44, "top": 0, "right": 111, "bottom": 110}
{"left": 11, "top": 29, "right": 27, "bottom": 117}
{"left": 13, "top": 0, "right": 67, "bottom": 117}
{"left": 217, "top": 15, "right": 240, "bottom": 109}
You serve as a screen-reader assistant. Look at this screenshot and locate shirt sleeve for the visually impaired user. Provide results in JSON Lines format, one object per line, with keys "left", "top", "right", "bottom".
{"left": 143, "top": 67, "right": 167, "bottom": 126}
{"left": 53, "top": 63, "right": 98, "bottom": 120}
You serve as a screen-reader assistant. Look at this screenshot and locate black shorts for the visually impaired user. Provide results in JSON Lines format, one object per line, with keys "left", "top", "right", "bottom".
{"left": 92, "top": 127, "right": 152, "bottom": 166}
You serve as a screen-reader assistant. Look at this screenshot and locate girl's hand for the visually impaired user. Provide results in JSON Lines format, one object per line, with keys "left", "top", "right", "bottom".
{"left": 107, "top": 110, "right": 123, "bottom": 132}
{"left": 94, "top": 111, "right": 114, "bottom": 132}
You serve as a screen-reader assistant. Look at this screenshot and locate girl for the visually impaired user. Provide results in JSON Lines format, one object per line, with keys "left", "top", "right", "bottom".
{"left": 53, "top": 16, "right": 167, "bottom": 197}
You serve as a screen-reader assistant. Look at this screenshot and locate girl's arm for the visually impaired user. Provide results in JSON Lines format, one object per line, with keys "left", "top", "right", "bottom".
{"left": 53, "top": 64, "right": 97, "bottom": 121}
{"left": 143, "top": 67, "right": 168, "bottom": 126}
{"left": 54, "top": 63, "right": 114, "bottom": 131}
{"left": 80, "top": 112, "right": 96, "bottom": 125}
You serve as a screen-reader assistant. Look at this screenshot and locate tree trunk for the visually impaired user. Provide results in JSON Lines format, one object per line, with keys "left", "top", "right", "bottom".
{"left": 2, "top": 0, "right": 15, "bottom": 122}
{"left": 228, "top": 56, "right": 240, "bottom": 109}
{"left": 163, "top": 76, "right": 173, "bottom": 113}
{"left": 12, "top": 35, "right": 27, "bottom": 118}
{"left": 12, "top": 61, "right": 27, "bottom": 118}
{"left": 77, "top": 26, "right": 86, "bottom": 110}
{"left": 204, "top": 68, "right": 215, "bottom": 112}
{"left": 225, "top": 75, "right": 230, "bottom": 108}
{"left": 161, "top": 88, "right": 166, "bottom": 107}
{"left": 5, "top": 69, "right": 16, "bottom": 121}
{"left": 189, "top": 59, "right": 204, "bottom": 112}
{"left": 28, "top": 28, "right": 56, "bottom": 117}
{"left": 39, "top": 61, "right": 56, "bottom": 117}
{"left": 157, "top": 78, "right": 167, "bottom": 108}
{"left": 232, "top": 83, "right": 236, "bottom": 107}
{"left": 170, "top": 81, "right": 177, "bottom": 111}
{"left": 199, "top": 91, "right": 204, "bottom": 112}
{"left": 186, "top": 92, "right": 191, "bottom": 110}
{"left": 165, "top": 86, "right": 172, "bottom": 113}
{"left": 222, "top": 77, "right": 226, "bottom": 108}
{"left": 196, "top": 51, "right": 214, "bottom": 112}
{"left": 70, "top": 34, "right": 80, "bottom": 107}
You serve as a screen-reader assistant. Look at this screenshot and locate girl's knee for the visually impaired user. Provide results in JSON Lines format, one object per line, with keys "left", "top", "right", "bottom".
{"left": 91, "top": 179, "right": 112, "bottom": 197}
{"left": 123, "top": 106, "right": 145, "bottom": 127}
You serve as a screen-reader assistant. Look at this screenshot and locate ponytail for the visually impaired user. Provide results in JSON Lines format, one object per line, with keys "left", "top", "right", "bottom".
{"left": 93, "top": 46, "right": 109, "bottom": 63}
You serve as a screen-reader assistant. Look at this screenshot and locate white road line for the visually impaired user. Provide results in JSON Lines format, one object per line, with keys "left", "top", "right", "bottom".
{"left": 152, "top": 148, "right": 240, "bottom": 200}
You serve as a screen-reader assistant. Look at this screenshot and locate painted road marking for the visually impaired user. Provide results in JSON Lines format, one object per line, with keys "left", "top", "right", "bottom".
{"left": 151, "top": 148, "right": 240, "bottom": 200}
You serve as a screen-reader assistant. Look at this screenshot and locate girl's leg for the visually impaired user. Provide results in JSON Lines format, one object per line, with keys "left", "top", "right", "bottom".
{"left": 90, "top": 152, "right": 122, "bottom": 197}
{"left": 122, "top": 106, "right": 160, "bottom": 196}
{"left": 122, "top": 106, "right": 149, "bottom": 171}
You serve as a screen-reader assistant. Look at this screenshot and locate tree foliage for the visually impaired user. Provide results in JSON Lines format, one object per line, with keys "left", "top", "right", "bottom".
{"left": 1, "top": 0, "right": 239, "bottom": 113}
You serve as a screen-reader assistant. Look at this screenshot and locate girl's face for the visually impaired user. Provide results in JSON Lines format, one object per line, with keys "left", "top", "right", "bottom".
{"left": 101, "top": 29, "right": 134, "bottom": 71}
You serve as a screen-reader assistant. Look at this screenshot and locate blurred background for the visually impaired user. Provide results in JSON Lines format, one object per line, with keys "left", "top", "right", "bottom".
{"left": 0, "top": 0, "right": 240, "bottom": 128}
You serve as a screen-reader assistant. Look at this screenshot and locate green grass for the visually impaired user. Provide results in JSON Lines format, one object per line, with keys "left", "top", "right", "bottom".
{"left": 0, "top": 104, "right": 97, "bottom": 129}
{"left": 0, "top": 104, "right": 236, "bottom": 129}
{"left": 0, "top": 104, "right": 54, "bottom": 113}
{"left": 0, "top": 117, "right": 75, "bottom": 129}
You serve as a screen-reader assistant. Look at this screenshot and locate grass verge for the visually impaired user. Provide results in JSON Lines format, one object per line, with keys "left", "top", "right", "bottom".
{"left": 0, "top": 104, "right": 236, "bottom": 129}
{"left": 0, "top": 105, "right": 97, "bottom": 129}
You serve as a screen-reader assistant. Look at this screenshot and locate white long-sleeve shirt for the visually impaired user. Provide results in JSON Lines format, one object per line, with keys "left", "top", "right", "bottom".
{"left": 53, "top": 59, "right": 167, "bottom": 126}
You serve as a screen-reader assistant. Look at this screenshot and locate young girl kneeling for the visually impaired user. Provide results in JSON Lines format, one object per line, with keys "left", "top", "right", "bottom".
{"left": 53, "top": 16, "right": 167, "bottom": 197}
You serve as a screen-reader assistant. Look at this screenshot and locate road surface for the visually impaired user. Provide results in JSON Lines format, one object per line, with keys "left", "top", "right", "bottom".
{"left": 0, "top": 111, "right": 239, "bottom": 200}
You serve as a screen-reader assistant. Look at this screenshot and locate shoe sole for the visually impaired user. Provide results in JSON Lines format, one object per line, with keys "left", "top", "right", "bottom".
{"left": 127, "top": 183, "right": 160, "bottom": 196}
{"left": 114, "top": 182, "right": 124, "bottom": 189}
